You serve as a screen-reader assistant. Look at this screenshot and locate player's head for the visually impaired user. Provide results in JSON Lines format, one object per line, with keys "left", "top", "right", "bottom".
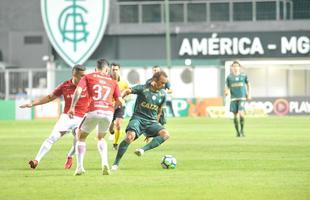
{"left": 96, "top": 58, "right": 110, "bottom": 75}
{"left": 152, "top": 65, "right": 161, "bottom": 75}
{"left": 72, "top": 64, "right": 86, "bottom": 81}
{"left": 151, "top": 71, "right": 168, "bottom": 91}
{"left": 111, "top": 63, "right": 120, "bottom": 81}
{"left": 231, "top": 60, "right": 241, "bottom": 75}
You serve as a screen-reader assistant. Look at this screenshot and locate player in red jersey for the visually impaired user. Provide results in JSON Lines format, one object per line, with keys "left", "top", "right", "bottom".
{"left": 19, "top": 65, "right": 89, "bottom": 170}
{"left": 68, "top": 59, "right": 124, "bottom": 176}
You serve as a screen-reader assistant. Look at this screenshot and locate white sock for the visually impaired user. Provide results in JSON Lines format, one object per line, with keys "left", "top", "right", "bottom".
{"left": 35, "top": 132, "right": 61, "bottom": 162}
{"left": 97, "top": 139, "right": 109, "bottom": 166}
{"left": 67, "top": 130, "right": 77, "bottom": 157}
{"left": 76, "top": 141, "right": 86, "bottom": 170}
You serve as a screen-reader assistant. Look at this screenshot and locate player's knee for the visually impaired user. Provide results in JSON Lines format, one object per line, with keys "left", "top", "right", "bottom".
{"left": 77, "top": 131, "right": 88, "bottom": 141}
{"left": 96, "top": 132, "right": 106, "bottom": 140}
{"left": 115, "top": 123, "right": 121, "bottom": 130}
{"left": 47, "top": 131, "right": 63, "bottom": 143}
{"left": 71, "top": 128, "right": 77, "bottom": 136}
{"left": 115, "top": 119, "right": 122, "bottom": 129}
{"left": 125, "top": 132, "right": 135, "bottom": 143}
{"left": 239, "top": 112, "right": 245, "bottom": 118}
{"left": 159, "top": 129, "right": 170, "bottom": 140}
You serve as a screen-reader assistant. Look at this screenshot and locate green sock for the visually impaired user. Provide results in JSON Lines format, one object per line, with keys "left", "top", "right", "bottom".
{"left": 142, "top": 136, "right": 165, "bottom": 152}
{"left": 240, "top": 117, "right": 245, "bottom": 134}
{"left": 113, "top": 140, "right": 129, "bottom": 166}
{"left": 233, "top": 117, "right": 240, "bottom": 136}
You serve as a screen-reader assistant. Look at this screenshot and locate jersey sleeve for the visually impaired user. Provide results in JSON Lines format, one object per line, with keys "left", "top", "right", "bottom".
{"left": 225, "top": 76, "right": 230, "bottom": 88}
{"left": 244, "top": 75, "right": 249, "bottom": 84}
{"left": 113, "top": 83, "right": 121, "bottom": 100}
{"left": 161, "top": 94, "right": 167, "bottom": 106}
{"left": 131, "top": 84, "right": 144, "bottom": 94}
{"left": 52, "top": 83, "right": 64, "bottom": 97}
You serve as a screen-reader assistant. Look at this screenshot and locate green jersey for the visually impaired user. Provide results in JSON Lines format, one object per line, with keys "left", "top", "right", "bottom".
{"left": 226, "top": 73, "right": 249, "bottom": 101}
{"left": 131, "top": 84, "right": 166, "bottom": 121}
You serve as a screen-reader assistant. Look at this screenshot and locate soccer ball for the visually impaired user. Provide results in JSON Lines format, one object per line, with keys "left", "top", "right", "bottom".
{"left": 161, "top": 155, "right": 177, "bottom": 169}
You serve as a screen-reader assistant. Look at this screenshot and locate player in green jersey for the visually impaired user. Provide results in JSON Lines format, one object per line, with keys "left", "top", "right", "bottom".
{"left": 148, "top": 66, "right": 173, "bottom": 125}
{"left": 111, "top": 71, "right": 170, "bottom": 171}
{"left": 224, "top": 61, "right": 251, "bottom": 137}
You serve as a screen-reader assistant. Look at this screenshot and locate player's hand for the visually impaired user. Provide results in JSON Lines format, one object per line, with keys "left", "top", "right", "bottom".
{"left": 19, "top": 103, "right": 32, "bottom": 108}
{"left": 67, "top": 108, "right": 75, "bottom": 119}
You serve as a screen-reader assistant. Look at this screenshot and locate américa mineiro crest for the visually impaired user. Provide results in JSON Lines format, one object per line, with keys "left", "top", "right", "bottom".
{"left": 41, "top": 0, "right": 109, "bottom": 67}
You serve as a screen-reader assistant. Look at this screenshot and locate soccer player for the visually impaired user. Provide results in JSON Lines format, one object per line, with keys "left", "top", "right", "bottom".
{"left": 149, "top": 66, "right": 174, "bottom": 125}
{"left": 224, "top": 61, "right": 251, "bottom": 137}
{"left": 111, "top": 71, "right": 170, "bottom": 171}
{"left": 19, "top": 64, "right": 89, "bottom": 169}
{"left": 109, "top": 63, "right": 129, "bottom": 150}
{"left": 68, "top": 59, "right": 124, "bottom": 176}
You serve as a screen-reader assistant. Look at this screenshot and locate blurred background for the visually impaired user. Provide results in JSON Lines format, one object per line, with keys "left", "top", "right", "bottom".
{"left": 0, "top": 0, "right": 309, "bottom": 120}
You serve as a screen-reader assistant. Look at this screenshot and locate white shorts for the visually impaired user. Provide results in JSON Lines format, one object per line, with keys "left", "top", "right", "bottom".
{"left": 79, "top": 110, "right": 113, "bottom": 134}
{"left": 52, "top": 113, "right": 83, "bottom": 133}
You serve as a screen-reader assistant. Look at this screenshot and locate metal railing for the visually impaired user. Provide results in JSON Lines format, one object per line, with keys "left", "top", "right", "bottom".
{"left": 117, "top": 0, "right": 294, "bottom": 24}
{"left": 0, "top": 68, "right": 47, "bottom": 100}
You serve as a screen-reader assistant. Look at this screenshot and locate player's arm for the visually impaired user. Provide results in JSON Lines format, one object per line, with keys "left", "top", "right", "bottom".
{"left": 246, "top": 82, "right": 252, "bottom": 100}
{"left": 121, "top": 88, "right": 132, "bottom": 98}
{"left": 224, "top": 77, "right": 230, "bottom": 96}
{"left": 19, "top": 94, "right": 57, "bottom": 108}
{"left": 113, "top": 83, "right": 125, "bottom": 108}
{"left": 68, "top": 86, "right": 83, "bottom": 118}
{"left": 224, "top": 86, "right": 230, "bottom": 96}
{"left": 115, "top": 97, "right": 125, "bottom": 108}
{"left": 157, "top": 104, "right": 164, "bottom": 122}
{"left": 157, "top": 94, "right": 166, "bottom": 121}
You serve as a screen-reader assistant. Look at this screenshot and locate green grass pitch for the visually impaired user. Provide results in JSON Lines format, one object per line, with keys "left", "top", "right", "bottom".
{"left": 0, "top": 117, "right": 309, "bottom": 200}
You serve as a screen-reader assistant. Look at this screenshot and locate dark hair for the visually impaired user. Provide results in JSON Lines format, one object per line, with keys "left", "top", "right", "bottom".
{"left": 96, "top": 58, "right": 109, "bottom": 70}
{"left": 231, "top": 60, "right": 241, "bottom": 67}
{"left": 152, "top": 65, "right": 160, "bottom": 69}
{"left": 111, "top": 63, "right": 120, "bottom": 68}
{"left": 152, "top": 70, "right": 167, "bottom": 81}
{"left": 72, "top": 64, "right": 86, "bottom": 72}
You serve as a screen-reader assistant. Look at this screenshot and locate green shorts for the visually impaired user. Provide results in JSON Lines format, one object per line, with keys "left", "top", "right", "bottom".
{"left": 126, "top": 117, "right": 165, "bottom": 140}
{"left": 230, "top": 100, "right": 246, "bottom": 113}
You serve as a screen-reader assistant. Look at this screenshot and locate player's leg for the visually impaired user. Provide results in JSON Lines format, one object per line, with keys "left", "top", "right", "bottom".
{"left": 239, "top": 111, "right": 245, "bottom": 136}
{"left": 112, "top": 118, "right": 141, "bottom": 170}
{"left": 136, "top": 124, "right": 169, "bottom": 155}
{"left": 233, "top": 113, "right": 240, "bottom": 137}
{"left": 113, "top": 117, "right": 123, "bottom": 150}
{"left": 74, "top": 114, "right": 96, "bottom": 175}
{"left": 112, "top": 107, "right": 125, "bottom": 150}
{"left": 97, "top": 112, "right": 113, "bottom": 175}
{"left": 64, "top": 127, "right": 77, "bottom": 169}
{"left": 75, "top": 129, "right": 89, "bottom": 175}
{"left": 112, "top": 130, "right": 136, "bottom": 170}
{"left": 97, "top": 132, "right": 110, "bottom": 175}
{"left": 64, "top": 116, "right": 84, "bottom": 169}
{"left": 238, "top": 101, "right": 246, "bottom": 137}
{"left": 108, "top": 118, "right": 115, "bottom": 141}
{"left": 29, "top": 130, "right": 66, "bottom": 169}
{"left": 230, "top": 101, "right": 240, "bottom": 137}
{"left": 29, "top": 114, "right": 73, "bottom": 169}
